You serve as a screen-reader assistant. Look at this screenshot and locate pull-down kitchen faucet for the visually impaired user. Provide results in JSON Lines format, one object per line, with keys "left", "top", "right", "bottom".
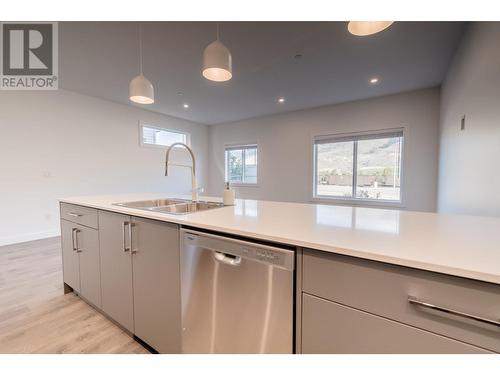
{"left": 165, "top": 142, "right": 199, "bottom": 202}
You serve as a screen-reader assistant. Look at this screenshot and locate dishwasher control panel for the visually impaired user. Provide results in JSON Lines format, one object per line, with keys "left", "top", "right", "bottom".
{"left": 242, "top": 247, "right": 286, "bottom": 267}
{"left": 183, "top": 230, "right": 294, "bottom": 271}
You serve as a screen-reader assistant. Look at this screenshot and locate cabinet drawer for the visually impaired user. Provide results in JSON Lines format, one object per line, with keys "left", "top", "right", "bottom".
{"left": 60, "top": 203, "right": 98, "bottom": 229}
{"left": 303, "top": 249, "right": 500, "bottom": 353}
{"left": 302, "top": 293, "right": 488, "bottom": 353}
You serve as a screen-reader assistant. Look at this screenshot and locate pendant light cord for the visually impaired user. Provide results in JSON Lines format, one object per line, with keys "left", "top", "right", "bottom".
{"left": 139, "top": 23, "right": 143, "bottom": 75}
{"left": 216, "top": 22, "right": 220, "bottom": 40}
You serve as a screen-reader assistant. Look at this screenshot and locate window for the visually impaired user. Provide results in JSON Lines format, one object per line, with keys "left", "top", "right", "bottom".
{"left": 314, "top": 130, "right": 403, "bottom": 202}
{"left": 140, "top": 123, "right": 188, "bottom": 147}
{"left": 225, "top": 144, "right": 258, "bottom": 184}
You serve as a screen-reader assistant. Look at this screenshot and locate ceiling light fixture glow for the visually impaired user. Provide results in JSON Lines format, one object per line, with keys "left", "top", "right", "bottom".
{"left": 129, "top": 24, "right": 154, "bottom": 104}
{"left": 202, "top": 23, "right": 232, "bottom": 82}
{"left": 183, "top": 103, "right": 189, "bottom": 108}
{"left": 278, "top": 97, "right": 285, "bottom": 103}
{"left": 370, "top": 77, "right": 379, "bottom": 84}
{"left": 348, "top": 21, "right": 394, "bottom": 36}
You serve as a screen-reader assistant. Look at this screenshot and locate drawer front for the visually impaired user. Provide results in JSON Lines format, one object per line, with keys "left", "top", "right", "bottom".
{"left": 303, "top": 249, "right": 500, "bottom": 353}
{"left": 302, "top": 293, "right": 489, "bottom": 354}
{"left": 60, "top": 203, "right": 98, "bottom": 229}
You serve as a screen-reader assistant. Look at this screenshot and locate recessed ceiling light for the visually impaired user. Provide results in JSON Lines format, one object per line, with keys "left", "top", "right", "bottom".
{"left": 278, "top": 97, "right": 285, "bottom": 103}
{"left": 183, "top": 103, "right": 189, "bottom": 108}
{"left": 370, "top": 77, "right": 379, "bottom": 84}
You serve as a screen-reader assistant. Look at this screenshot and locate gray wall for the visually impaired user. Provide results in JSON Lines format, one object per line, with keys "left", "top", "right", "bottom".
{"left": 438, "top": 23, "right": 500, "bottom": 217}
{"left": 207, "top": 87, "right": 440, "bottom": 212}
{"left": 0, "top": 89, "right": 209, "bottom": 245}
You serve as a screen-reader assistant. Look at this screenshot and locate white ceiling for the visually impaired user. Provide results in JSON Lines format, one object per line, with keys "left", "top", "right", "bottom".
{"left": 59, "top": 21, "right": 466, "bottom": 125}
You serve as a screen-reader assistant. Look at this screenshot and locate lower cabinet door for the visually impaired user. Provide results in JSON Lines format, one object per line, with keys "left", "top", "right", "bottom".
{"left": 301, "top": 294, "right": 489, "bottom": 354}
{"left": 60, "top": 220, "right": 81, "bottom": 293}
{"left": 132, "top": 217, "right": 181, "bottom": 353}
{"left": 99, "top": 211, "right": 134, "bottom": 332}
{"left": 77, "top": 225, "right": 101, "bottom": 308}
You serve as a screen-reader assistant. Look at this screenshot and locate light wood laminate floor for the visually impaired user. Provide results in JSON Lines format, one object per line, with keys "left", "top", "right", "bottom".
{"left": 0, "top": 237, "right": 148, "bottom": 354}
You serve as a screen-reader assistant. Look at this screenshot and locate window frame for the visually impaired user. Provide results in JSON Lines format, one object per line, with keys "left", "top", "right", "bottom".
{"left": 311, "top": 128, "right": 406, "bottom": 208}
{"left": 139, "top": 121, "right": 190, "bottom": 149}
{"left": 224, "top": 143, "right": 259, "bottom": 187}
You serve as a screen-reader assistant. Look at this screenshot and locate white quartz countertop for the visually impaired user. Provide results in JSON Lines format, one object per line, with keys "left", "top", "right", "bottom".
{"left": 60, "top": 193, "right": 500, "bottom": 285}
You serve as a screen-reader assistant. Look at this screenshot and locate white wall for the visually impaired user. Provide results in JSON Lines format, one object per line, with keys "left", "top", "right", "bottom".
{"left": 0, "top": 89, "right": 209, "bottom": 245}
{"left": 207, "top": 87, "right": 440, "bottom": 212}
{"left": 438, "top": 23, "right": 500, "bottom": 217}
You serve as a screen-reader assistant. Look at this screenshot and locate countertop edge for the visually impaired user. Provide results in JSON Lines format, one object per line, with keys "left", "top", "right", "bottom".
{"left": 59, "top": 197, "right": 500, "bottom": 285}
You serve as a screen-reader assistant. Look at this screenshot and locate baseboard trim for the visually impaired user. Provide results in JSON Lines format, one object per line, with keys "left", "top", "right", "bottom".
{"left": 0, "top": 230, "right": 61, "bottom": 247}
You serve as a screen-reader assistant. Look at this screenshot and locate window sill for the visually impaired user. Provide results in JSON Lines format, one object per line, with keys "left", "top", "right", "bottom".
{"left": 140, "top": 143, "right": 191, "bottom": 149}
{"left": 311, "top": 196, "right": 405, "bottom": 209}
{"left": 230, "top": 183, "right": 259, "bottom": 188}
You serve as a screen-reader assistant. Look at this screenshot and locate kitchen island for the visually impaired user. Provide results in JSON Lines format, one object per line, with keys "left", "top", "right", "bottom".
{"left": 59, "top": 193, "right": 500, "bottom": 354}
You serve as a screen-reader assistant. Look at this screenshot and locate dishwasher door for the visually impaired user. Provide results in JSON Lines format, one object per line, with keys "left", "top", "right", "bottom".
{"left": 180, "top": 229, "right": 295, "bottom": 354}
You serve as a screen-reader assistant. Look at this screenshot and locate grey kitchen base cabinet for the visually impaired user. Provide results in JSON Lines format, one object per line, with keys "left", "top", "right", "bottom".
{"left": 131, "top": 217, "right": 181, "bottom": 354}
{"left": 98, "top": 210, "right": 181, "bottom": 353}
{"left": 61, "top": 219, "right": 101, "bottom": 308}
{"left": 99, "top": 211, "right": 135, "bottom": 332}
{"left": 300, "top": 249, "right": 500, "bottom": 353}
{"left": 301, "top": 294, "right": 489, "bottom": 354}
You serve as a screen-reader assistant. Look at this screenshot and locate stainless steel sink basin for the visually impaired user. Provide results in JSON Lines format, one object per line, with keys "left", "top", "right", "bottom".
{"left": 151, "top": 201, "right": 225, "bottom": 215}
{"left": 114, "top": 198, "right": 186, "bottom": 209}
{"left": 113, "top": 198, "right": 224, "bottom": 215}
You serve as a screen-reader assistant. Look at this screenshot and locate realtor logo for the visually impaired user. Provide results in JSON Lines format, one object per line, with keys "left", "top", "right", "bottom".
{"left": 1, "top": 22, "right": 58, "bottom": 90}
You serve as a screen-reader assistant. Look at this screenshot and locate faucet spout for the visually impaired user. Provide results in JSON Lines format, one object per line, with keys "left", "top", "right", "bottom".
{"left": 165, "top": 142, "right": 198, "bottom": 202}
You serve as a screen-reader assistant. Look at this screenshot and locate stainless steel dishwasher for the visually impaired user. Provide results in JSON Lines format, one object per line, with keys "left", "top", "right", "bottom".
{"left": 180, "top": 228, "right": 295, "bottom": 354}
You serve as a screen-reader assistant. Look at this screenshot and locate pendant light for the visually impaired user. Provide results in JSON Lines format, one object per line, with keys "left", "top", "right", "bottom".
{"left": 129, "top": 23, "right": 154, "bottom": 104}
{"left": 202, "top": 23, "right": 232, "bottom": 82}
{"left": 348, "top": 21, "right": 394, "bottom": 36}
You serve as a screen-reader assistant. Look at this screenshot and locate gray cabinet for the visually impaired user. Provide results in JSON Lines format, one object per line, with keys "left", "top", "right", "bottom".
{"left": 302, "top": 294, "right": 488, "bottom": 354}
{"left": 98, "top": 211, "right": 135, "bottom": 332}
{"left": 131, "top": 217, "right": 181, "bottom": 353}
{"left": 60, "top": 219, "right": 101, "bottom": 308}
{"left": 301, "top": 249, "right": 500, "bottom": 353}
{"left": 61, "top": 219, "right": 81, "bottom": 293}
{"left": 98, "top": 211, "right": 181, "bottom": 352}
{"left": 77, "top": 224, "right": 101, "bottom": 308}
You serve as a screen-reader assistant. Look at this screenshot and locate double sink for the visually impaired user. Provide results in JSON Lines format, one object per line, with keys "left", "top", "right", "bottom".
{"left": 114, "top": 198, "right": 225, "bottom": 215}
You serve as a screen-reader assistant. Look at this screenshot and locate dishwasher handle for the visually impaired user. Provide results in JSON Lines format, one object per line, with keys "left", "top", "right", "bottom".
{"left": 214, "top": 251, "right": 242, "bottom": 266}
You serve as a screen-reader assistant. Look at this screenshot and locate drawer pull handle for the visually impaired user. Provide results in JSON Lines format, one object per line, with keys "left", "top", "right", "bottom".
{"left": 67, "top": 212, "right": 83, "bottom": 218}
{"left": 408, "top": 296, "right": 500, "bottom": 328}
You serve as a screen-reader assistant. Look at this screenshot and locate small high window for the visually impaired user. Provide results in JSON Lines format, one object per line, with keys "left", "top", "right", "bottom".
{"left": 140, "top": 123, "right": 188, "bottom": 147}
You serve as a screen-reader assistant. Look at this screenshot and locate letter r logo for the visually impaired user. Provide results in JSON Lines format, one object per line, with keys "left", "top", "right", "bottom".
{"left": 2, "top": 23, "right": 53, "bottom": 75}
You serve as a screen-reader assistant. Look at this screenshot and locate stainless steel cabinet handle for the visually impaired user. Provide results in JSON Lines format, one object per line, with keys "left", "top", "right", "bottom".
{"left": 122, "top": 221, "right": 131, "bottom": 252}
{"left": 71, "top": 228, "right": 78, "bottom": 251}
{"left": 408, "top": 296, "right": 500, "bottom": 328}
{"left": 214, "top": 251, "right": 242, "bottom": 266}
{"left": 72, "top": 228, "right": 82, "bottom": 253}
{"left": 67, "top": 212, "right": 83, "bottom": 218}
{"left": 129, "top": 222, "right": 137, "bottom": 254}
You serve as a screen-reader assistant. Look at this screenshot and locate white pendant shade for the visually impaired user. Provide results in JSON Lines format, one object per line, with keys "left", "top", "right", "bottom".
{"left": 129, "top": 24, "right": 154, "bottom": 104}
{"left": 129, "top": 74, "right": 154, "bottom": 104}
{"left": 348, "top": 21, "right": 394, "bottom": 36}
{"left": 202, "top": 40, "right": 232, "bottom": 82}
